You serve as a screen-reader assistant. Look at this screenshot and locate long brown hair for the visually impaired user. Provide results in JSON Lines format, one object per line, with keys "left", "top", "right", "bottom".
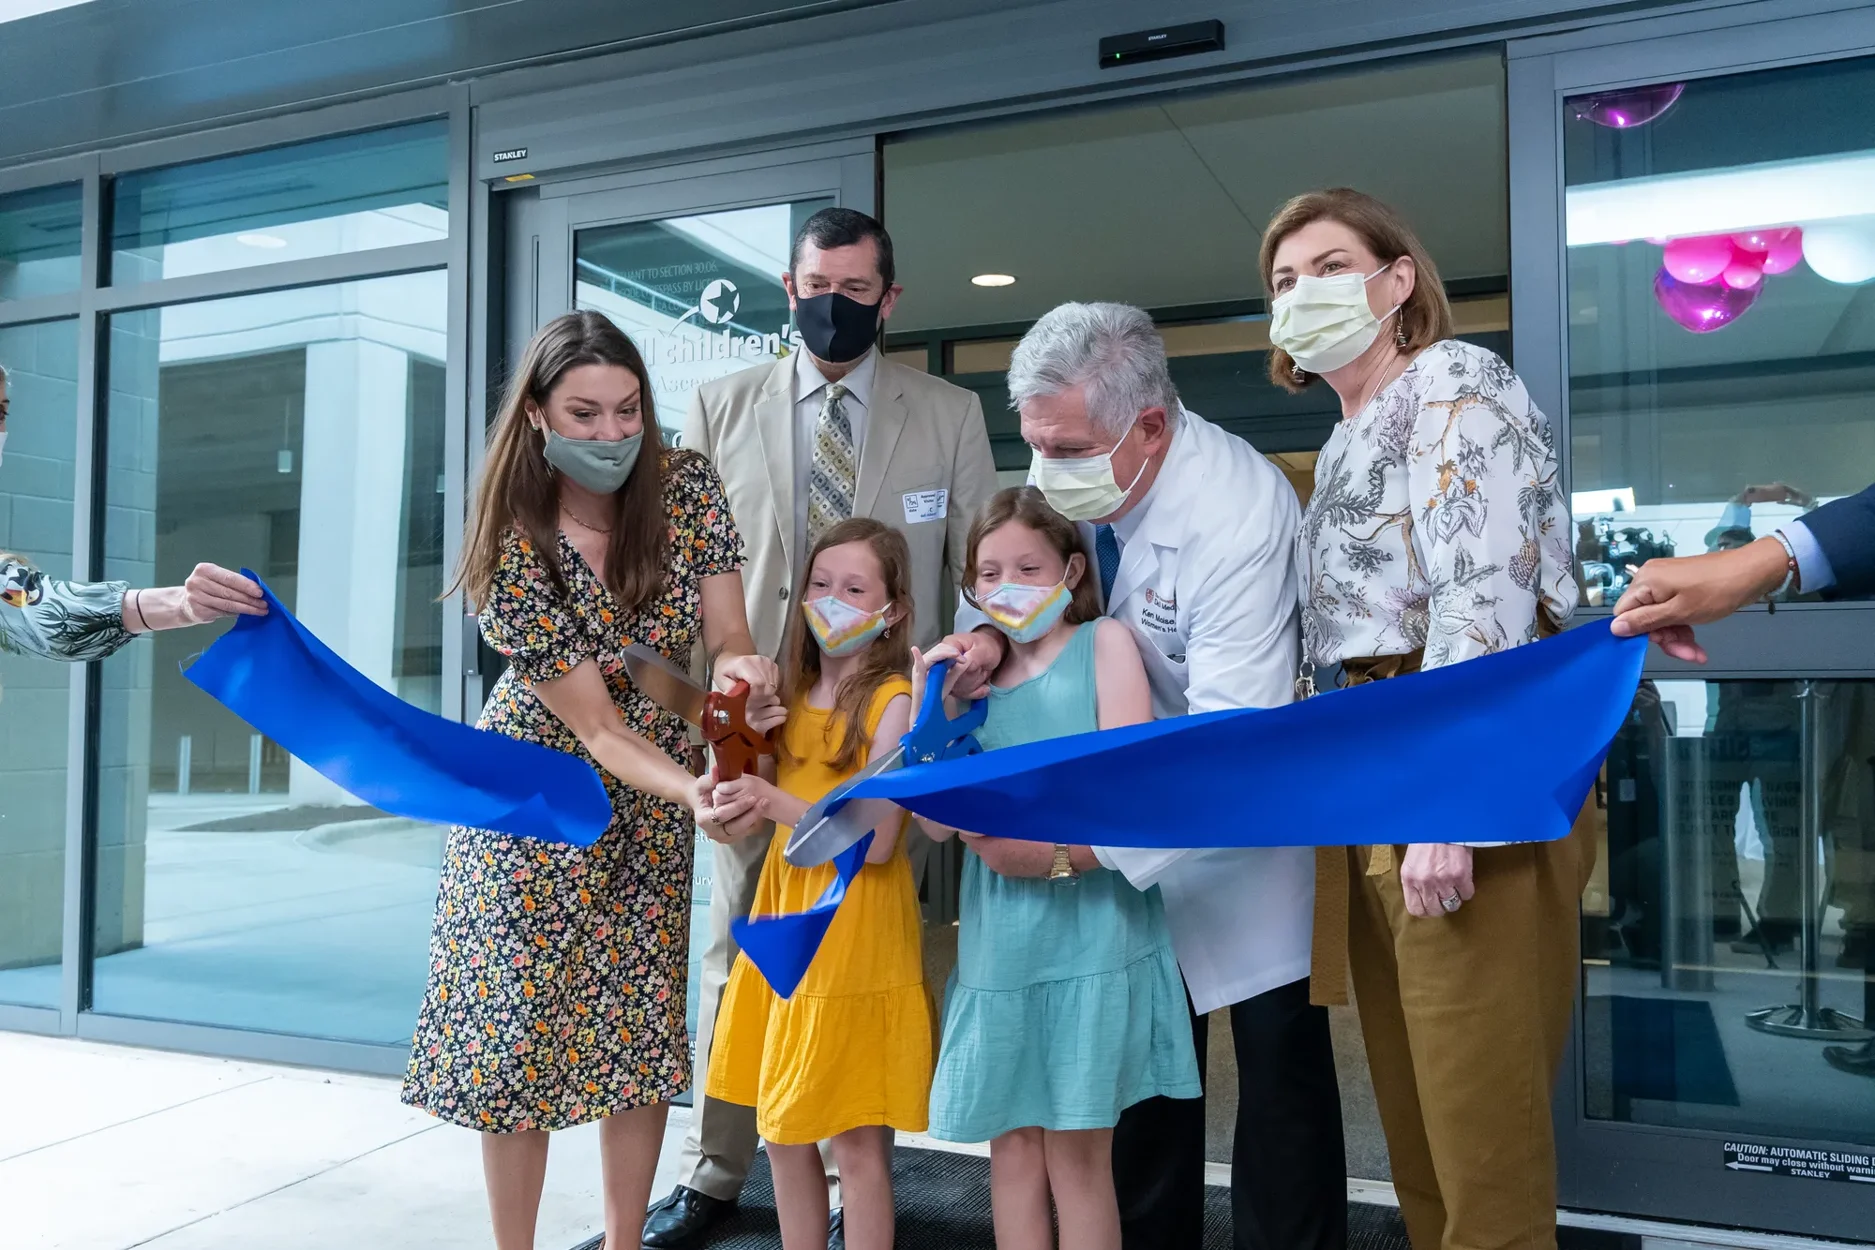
{"left": 780, "top": 517, "right": 915, "bottom": 773}
{"left": 1258, "top": 188, "right": 1456, "bottom": 394}
{"left": 454, "top": 310, "right": 672, "bottom": 612}
{"left": 963, "top": 487, "right": 1101, "bottom": 626}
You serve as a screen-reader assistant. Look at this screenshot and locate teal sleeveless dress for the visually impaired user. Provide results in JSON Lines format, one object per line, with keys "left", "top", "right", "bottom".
{"left": 927, "top": 622, "right": 1202, "bottom": 1141}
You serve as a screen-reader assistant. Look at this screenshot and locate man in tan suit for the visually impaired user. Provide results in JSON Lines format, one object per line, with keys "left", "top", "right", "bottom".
{"left": 644, "top": 208, "right": 997, "bottom": 1249}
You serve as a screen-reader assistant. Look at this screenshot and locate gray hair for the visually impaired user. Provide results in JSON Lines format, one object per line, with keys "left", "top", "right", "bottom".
{"left": 1007, "top": 302, "right": 1180, "bottom": 437}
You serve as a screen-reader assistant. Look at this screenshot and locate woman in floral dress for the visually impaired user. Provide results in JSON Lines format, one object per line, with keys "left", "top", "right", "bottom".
{"left": 1260, "top": 189, "right": 1584, "bottom": 1250}
{"left": 402, "top": 311, "right": 781, "bottom": 1250}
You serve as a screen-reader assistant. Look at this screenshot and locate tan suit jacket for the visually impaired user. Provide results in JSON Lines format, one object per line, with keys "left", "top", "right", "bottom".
{"left": 682, "top": 352, "right": 999, "bottom": 659}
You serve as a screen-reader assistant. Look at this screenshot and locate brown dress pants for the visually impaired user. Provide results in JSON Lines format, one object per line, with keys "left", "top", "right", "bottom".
{"left": 1312, "top": 645, "right": 1596, "bottom": 1249}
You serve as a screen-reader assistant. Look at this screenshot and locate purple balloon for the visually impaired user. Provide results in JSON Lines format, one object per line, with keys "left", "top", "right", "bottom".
{"left": 1654, "top": 268, "right": 1759, "bottom": 333}
{"left": 1572, "top": 83, "right": 1686, "bottom": 129}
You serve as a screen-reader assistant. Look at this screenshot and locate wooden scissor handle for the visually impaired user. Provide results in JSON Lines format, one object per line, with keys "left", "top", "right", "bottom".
{"left": 703, "top": 679, "right": 776, "bottom": 783}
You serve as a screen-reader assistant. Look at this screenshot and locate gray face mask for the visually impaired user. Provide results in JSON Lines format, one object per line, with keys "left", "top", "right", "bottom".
{"left": 540, "top": 426, "right": 643, "bottom": 494}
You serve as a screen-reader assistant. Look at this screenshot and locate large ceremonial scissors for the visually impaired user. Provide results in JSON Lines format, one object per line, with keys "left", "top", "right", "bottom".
{"left": 620, "top": 644, "right": 775, "bottom": 782}
{"left": 784, "top": 659, "right": 986, "bottom": 867}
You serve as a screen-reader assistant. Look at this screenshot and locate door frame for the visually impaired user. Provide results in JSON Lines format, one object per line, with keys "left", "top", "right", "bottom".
{"left": 1509, "top": 3, "right": 1875, "bottom": 1239}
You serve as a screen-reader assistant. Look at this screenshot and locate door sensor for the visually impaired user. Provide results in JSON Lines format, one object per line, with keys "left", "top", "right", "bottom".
{"left": 1099, "top": 20, "right": 1225, "bottom": 68}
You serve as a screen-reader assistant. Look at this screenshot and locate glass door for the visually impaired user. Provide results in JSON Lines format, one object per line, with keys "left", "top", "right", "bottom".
{"left": 1512, "top": 6, "right": 1875, "bottom": 1240}
{"left": 504, "top": 142, "right": 875, "bottom": 441}
{"left": 498, "top": 142, "right": 876, "bottom": 1043}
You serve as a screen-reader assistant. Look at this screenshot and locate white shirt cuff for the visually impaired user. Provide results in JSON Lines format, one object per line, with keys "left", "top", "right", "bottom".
{"left": 1780, "top": 520, "right": 1837, "bottom": 594}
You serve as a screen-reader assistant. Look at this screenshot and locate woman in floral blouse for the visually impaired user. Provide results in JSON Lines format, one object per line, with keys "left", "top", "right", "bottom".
{"left": 1260, "top": 189, "right": 1584, "bottom": 1250}
{"left": 0, "top": 363, "right": 265, "bottom": 666}
{"left": 401, "top": 311, "right": 781, "bottom": 1250}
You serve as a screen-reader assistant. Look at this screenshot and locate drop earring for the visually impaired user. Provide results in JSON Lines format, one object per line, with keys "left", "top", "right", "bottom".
{"left": 1290, "top": 362, "right": 1306, "bottom": 384}
{"left": 1396, "top": 319, "right": 1409, "bottom": 348}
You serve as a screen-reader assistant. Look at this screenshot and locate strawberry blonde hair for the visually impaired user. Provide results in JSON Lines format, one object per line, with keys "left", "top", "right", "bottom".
{"left": 780, "top": 518, "right": 915, "bottom": 772}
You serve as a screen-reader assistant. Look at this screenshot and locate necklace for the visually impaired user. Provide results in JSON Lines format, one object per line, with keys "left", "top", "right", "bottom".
{"left": 562, "top": 507, "right": 613, "bottom": 535}
{"left": 1348, "top": 346, "right": 1409, "bottom": 419}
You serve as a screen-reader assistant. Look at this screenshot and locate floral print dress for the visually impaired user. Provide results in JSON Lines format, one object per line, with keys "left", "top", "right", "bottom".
{"left": 1297, "top": 338, "right": 1576, "bottom": 673}
{"left": 402, "top": 450, "right": 743, "bottom": 1133}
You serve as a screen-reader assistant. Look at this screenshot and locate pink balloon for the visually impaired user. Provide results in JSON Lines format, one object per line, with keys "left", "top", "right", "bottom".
{"left": 1763, "top": 226, "right": 1805, "bottom": 275}
{"left": 1722, "top": 254, "right": 1764, "bottom": 289}
{"left": 1572, "top": 84, "right": 1685, "bottom": 129}
{"left": 1663, "top": 234, "right": 1733, "bottom": 285}
{"left": 1655, "top": 268, "right": 1759, "bottom": 332}
{"left": 1733, "top": 227, "right": 1786, "bottom": 253}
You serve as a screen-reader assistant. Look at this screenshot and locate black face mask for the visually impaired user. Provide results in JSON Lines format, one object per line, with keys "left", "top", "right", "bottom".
{"left": 794, "top": 291, "right": 882, "bottom": 364}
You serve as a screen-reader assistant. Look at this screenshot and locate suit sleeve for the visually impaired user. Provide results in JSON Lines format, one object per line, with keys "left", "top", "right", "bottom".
{"left": 945, "top": 391, "right": 1000, "bottom": 588}
{"left": 680, "top": 386, "right": 712, "bottom": 460}
{"left": 1797, "top": 482, "right": 1875, "bottom": 598}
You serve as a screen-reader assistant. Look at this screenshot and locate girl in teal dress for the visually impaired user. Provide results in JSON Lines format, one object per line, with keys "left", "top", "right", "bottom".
{"left": 915, "top": 487, "right": 1200, "bottom": 1250}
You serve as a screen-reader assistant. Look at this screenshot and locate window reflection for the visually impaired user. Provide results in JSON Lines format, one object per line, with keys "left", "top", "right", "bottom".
{"left": 0, "top": 184, "right": 83, "bottom": 299}
{"left": 109, "top": 122, "right": 448, "bottom": 286}
{"left": 91, "top": 273, "right": 447, "bottom": 1044}
{"left": 0, "top": 319, "right": 79, "bottom": 1008}
{"left": 1586, "top": 681, "right": 1875, "bottom": 1142}
{"left": 574, "top": 198, "right": 832, "bottom": 441}
{"left": 1563, "top": 56, "right": 1875, "bottom": 604}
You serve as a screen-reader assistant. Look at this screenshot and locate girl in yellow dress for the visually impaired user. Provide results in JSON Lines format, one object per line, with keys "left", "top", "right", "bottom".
{"left": 695, "top": 516, "right": 931, "bottom": 1250}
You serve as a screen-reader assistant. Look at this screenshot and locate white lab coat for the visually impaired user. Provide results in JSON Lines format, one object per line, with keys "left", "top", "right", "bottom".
{"left": 965, "top": 408, "right": 1316, "bottom": 1015}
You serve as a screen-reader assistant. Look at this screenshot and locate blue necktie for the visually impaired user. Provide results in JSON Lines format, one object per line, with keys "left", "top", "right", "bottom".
{"left": 1095, "top": 524, "right": 1121, "bottom": 605}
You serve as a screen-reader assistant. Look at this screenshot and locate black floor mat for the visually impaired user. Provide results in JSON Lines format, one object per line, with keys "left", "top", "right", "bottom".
{"left": 601, "top": 1148, "right": 1410, "bottom": 1249}
{"left": 580, "top": 1146, "right": 1644, "bottom": 1248}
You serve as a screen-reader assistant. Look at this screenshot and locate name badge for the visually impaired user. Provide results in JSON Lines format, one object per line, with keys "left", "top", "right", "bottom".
{"left": 902, "top": 489, "right": 948, "bottom": 524}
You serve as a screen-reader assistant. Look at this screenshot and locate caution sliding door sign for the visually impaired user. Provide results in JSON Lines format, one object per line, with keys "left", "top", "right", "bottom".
{"left": 1723, "top": 1140, "right": 1875, "bottom": 1185}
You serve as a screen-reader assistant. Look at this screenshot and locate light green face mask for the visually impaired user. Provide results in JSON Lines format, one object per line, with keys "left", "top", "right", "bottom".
{"left": 540, "top": 425, "right": 643, "bottom": 494}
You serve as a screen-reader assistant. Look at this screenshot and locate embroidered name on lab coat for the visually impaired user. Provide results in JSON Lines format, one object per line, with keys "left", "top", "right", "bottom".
{"left": 1139, "top": 587, "right": 1179, "bottom": 633}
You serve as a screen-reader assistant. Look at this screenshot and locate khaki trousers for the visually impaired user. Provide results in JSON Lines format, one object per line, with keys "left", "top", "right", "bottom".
{"left": 1332, "top": 820, "right": 1592, "bottom": 1250}
{"left": 678, "top": 822, "right": 933, "bottom": 1200}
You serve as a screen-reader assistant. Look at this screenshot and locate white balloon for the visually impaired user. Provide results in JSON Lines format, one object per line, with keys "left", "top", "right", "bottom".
{"left": 1802, "top": 217, "right": 1875, "bottom": 284}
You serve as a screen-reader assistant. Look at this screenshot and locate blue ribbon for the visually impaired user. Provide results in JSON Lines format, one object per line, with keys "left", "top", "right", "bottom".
{"left": 833, "top": 620, "right": 1644, "bottom": 849}
{"left": 184, "top": 571, "right": 612, "bottom": 846}
{"left": 731, "top": 832, "right": 876, "bottom": 1000}
{"left": 728, "top": 622, "right": 1644, "bottom": 995}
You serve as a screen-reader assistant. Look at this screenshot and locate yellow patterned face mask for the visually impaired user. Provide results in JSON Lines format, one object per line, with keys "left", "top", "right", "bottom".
{"left": 802, "top": 595, "right": 890, "bottom": 657}
{"left": 978, "top": 578, "right": 1072, "bottom": 644}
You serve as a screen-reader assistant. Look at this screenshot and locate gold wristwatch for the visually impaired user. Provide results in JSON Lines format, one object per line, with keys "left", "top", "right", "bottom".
{"left": 1048, "top": 844, "right": 1079, "bottom": 881}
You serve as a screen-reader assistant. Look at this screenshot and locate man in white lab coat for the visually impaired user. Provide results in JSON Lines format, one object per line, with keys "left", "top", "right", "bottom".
{"left": 947, "top": 302, "right": 1344, "bottom": 1250}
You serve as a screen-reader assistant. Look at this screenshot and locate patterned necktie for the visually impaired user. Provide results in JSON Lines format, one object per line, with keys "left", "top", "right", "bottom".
{"left": 806, "top": 382, "right": 855, "bottom": 548}
{"left": 1095, "top": 524, "right": 1121, "bottom": 605}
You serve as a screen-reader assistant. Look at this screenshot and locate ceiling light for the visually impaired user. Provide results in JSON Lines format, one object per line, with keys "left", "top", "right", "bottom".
{"left": 235, "top": 233, "right": 288, "bottom": 249}
{"left": 1565, "top": 151, "right": 1875, "bottom": 246}
{"left": 970, "top": 273, "right": 1017, "bottom": 287}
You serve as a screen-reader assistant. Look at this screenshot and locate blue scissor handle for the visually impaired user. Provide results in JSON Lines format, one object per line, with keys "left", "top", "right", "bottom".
{"left": 903, "top": 658, "right": 987, "bottom": 765}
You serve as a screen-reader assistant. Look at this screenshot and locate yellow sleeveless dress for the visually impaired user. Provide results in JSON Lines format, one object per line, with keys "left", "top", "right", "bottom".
{"left": 705, "top": 678, "right": 933, "bottom": 1145}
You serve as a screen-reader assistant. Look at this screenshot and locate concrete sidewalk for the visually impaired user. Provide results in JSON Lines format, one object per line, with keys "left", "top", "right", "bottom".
{"left": 0, "top": 1032, "right": 688, "bottom": 1250}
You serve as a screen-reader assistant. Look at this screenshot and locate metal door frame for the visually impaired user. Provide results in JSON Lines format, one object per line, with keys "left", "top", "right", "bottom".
{"left": 1509, "top": 2, "right": 1875, "bottom": 1239}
